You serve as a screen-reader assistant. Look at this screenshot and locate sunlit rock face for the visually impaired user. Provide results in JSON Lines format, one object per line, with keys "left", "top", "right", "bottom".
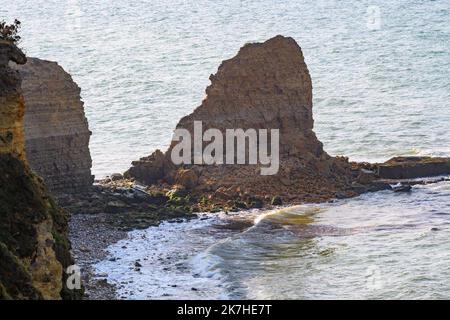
{"left": 174, "top": 35, "right": 323, "bottom": 159}
{"left": 126, "top": 36, "right": 355, "bottom": 204}
{"left": 13, "top": 58, "right": 93, "bottom": 193}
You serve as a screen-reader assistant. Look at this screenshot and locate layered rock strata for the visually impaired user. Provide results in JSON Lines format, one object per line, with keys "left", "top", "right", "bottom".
{"left": 13, "top": 58, "right": 93, "bottom": 193}
{"left": 0, "top": 41, "right": 80, "bottom": 300}
{"left": 125, "top": 36, "right": 358, "bottom": 205}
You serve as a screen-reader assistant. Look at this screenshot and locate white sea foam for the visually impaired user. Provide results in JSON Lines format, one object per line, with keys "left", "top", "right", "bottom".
{"left": 94, "top": 181, "right": 450, "bottom": 299}
{"left": 94, "top": 215, "right": 227, "bottom": 299}
{"left": 94, "top": 210, "right": 262, "bottom": 299}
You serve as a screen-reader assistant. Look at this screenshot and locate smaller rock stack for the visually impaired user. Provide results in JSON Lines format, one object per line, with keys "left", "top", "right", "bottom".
{"left": 14, "top": 58, "right": 94, "bottom": 193}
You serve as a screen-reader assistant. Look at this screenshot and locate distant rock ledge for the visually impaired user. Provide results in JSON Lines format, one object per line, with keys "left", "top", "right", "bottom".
{"left": 377, "top": 156, "right": 450, "bottom": 180}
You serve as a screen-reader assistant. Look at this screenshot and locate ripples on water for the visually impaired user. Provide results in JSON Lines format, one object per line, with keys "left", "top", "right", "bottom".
{"left": 95, "top": 181, "right": 450, "bottom": 299}
{"left": 3, "top": 1, "right": 450, "bottom": 177}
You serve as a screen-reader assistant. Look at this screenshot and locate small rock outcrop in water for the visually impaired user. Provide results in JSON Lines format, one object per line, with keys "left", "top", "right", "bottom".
{"left": 125, "top": 36, "right": 357, "bottom": 204}
{"left": 13, "top": 58, "right": 93, "bottom": 193}
{"left": 378, "top": 157, "right": 450, "bottom": 180}
{"left": 0, "top": 40, "right": 80, "bottom": 299}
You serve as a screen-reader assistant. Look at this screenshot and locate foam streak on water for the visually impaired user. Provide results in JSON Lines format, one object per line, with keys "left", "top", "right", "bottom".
{"left": 3, "top": 1, "right": 449, "bottom": 178}
{"left": 94, "top": 211, "right": 261, "bottom": 299}
{"left": 95, "top": 181, "right": 450, "bottom": 300}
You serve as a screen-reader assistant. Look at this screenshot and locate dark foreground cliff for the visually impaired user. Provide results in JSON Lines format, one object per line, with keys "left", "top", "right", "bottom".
{"left": 0, "top": 40, "right": 81, "bottom": 299}
{"left": 0, "top": 154, "right": 78, "bottom": 299}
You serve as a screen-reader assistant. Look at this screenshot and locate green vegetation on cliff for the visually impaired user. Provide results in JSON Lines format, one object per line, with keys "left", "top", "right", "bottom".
{"left": 0, "top": 154, "right": 82, "bottom": 299}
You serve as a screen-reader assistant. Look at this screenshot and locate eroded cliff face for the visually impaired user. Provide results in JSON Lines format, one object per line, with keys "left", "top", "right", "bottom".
{"left": 0, "top": 41, "right": 80, "bottom": 300}
{"left": 125, "top": 36, "right": 355, "bottom": 204}
{"left": 13, "top": 58, "right": 93, "bottom": 193}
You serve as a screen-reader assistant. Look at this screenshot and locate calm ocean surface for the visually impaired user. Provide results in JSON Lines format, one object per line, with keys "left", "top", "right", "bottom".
{"left": 4, "top": 1, "right": 450, "bottom": 299}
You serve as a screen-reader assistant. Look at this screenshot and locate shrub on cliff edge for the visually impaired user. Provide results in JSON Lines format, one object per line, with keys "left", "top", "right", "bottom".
{"left": 0, "top": 20, "right": 21, "bottom": 44}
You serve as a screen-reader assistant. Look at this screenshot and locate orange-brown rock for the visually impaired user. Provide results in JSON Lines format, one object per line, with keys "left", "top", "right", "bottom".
{"left": 13, "top": 58, "right": 93, "bottom": 193}
{"left": 125, "top": 36, "right": 355, "bottom": 204}
{"left": 175, "top": 168, "right": 199, "bottom": 189}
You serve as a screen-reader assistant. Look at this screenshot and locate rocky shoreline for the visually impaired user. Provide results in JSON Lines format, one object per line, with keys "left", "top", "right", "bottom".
{"left": 63, "top": 154, "right": 450, "bottom": 300}
{"left": 64, "top": 183, "right": 199, "bottom": 300}
{"left": 68, "top": 213, "right": 125, "bottom": 299}
{"left": 64, "top": 164, "right": 450, "bottom": 299}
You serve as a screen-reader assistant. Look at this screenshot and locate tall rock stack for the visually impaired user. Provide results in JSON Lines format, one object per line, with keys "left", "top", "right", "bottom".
{"left": 175, "top": 35, "right": 322, "bottom": 158}
{"left": 0, "top": 41, "right": 81, "bottom": 300}
{"left": 126, "top": 36, "right": 354, "bottom": 203}
{"left": 13, "top": 58, "right": 93, "bottom": 193}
